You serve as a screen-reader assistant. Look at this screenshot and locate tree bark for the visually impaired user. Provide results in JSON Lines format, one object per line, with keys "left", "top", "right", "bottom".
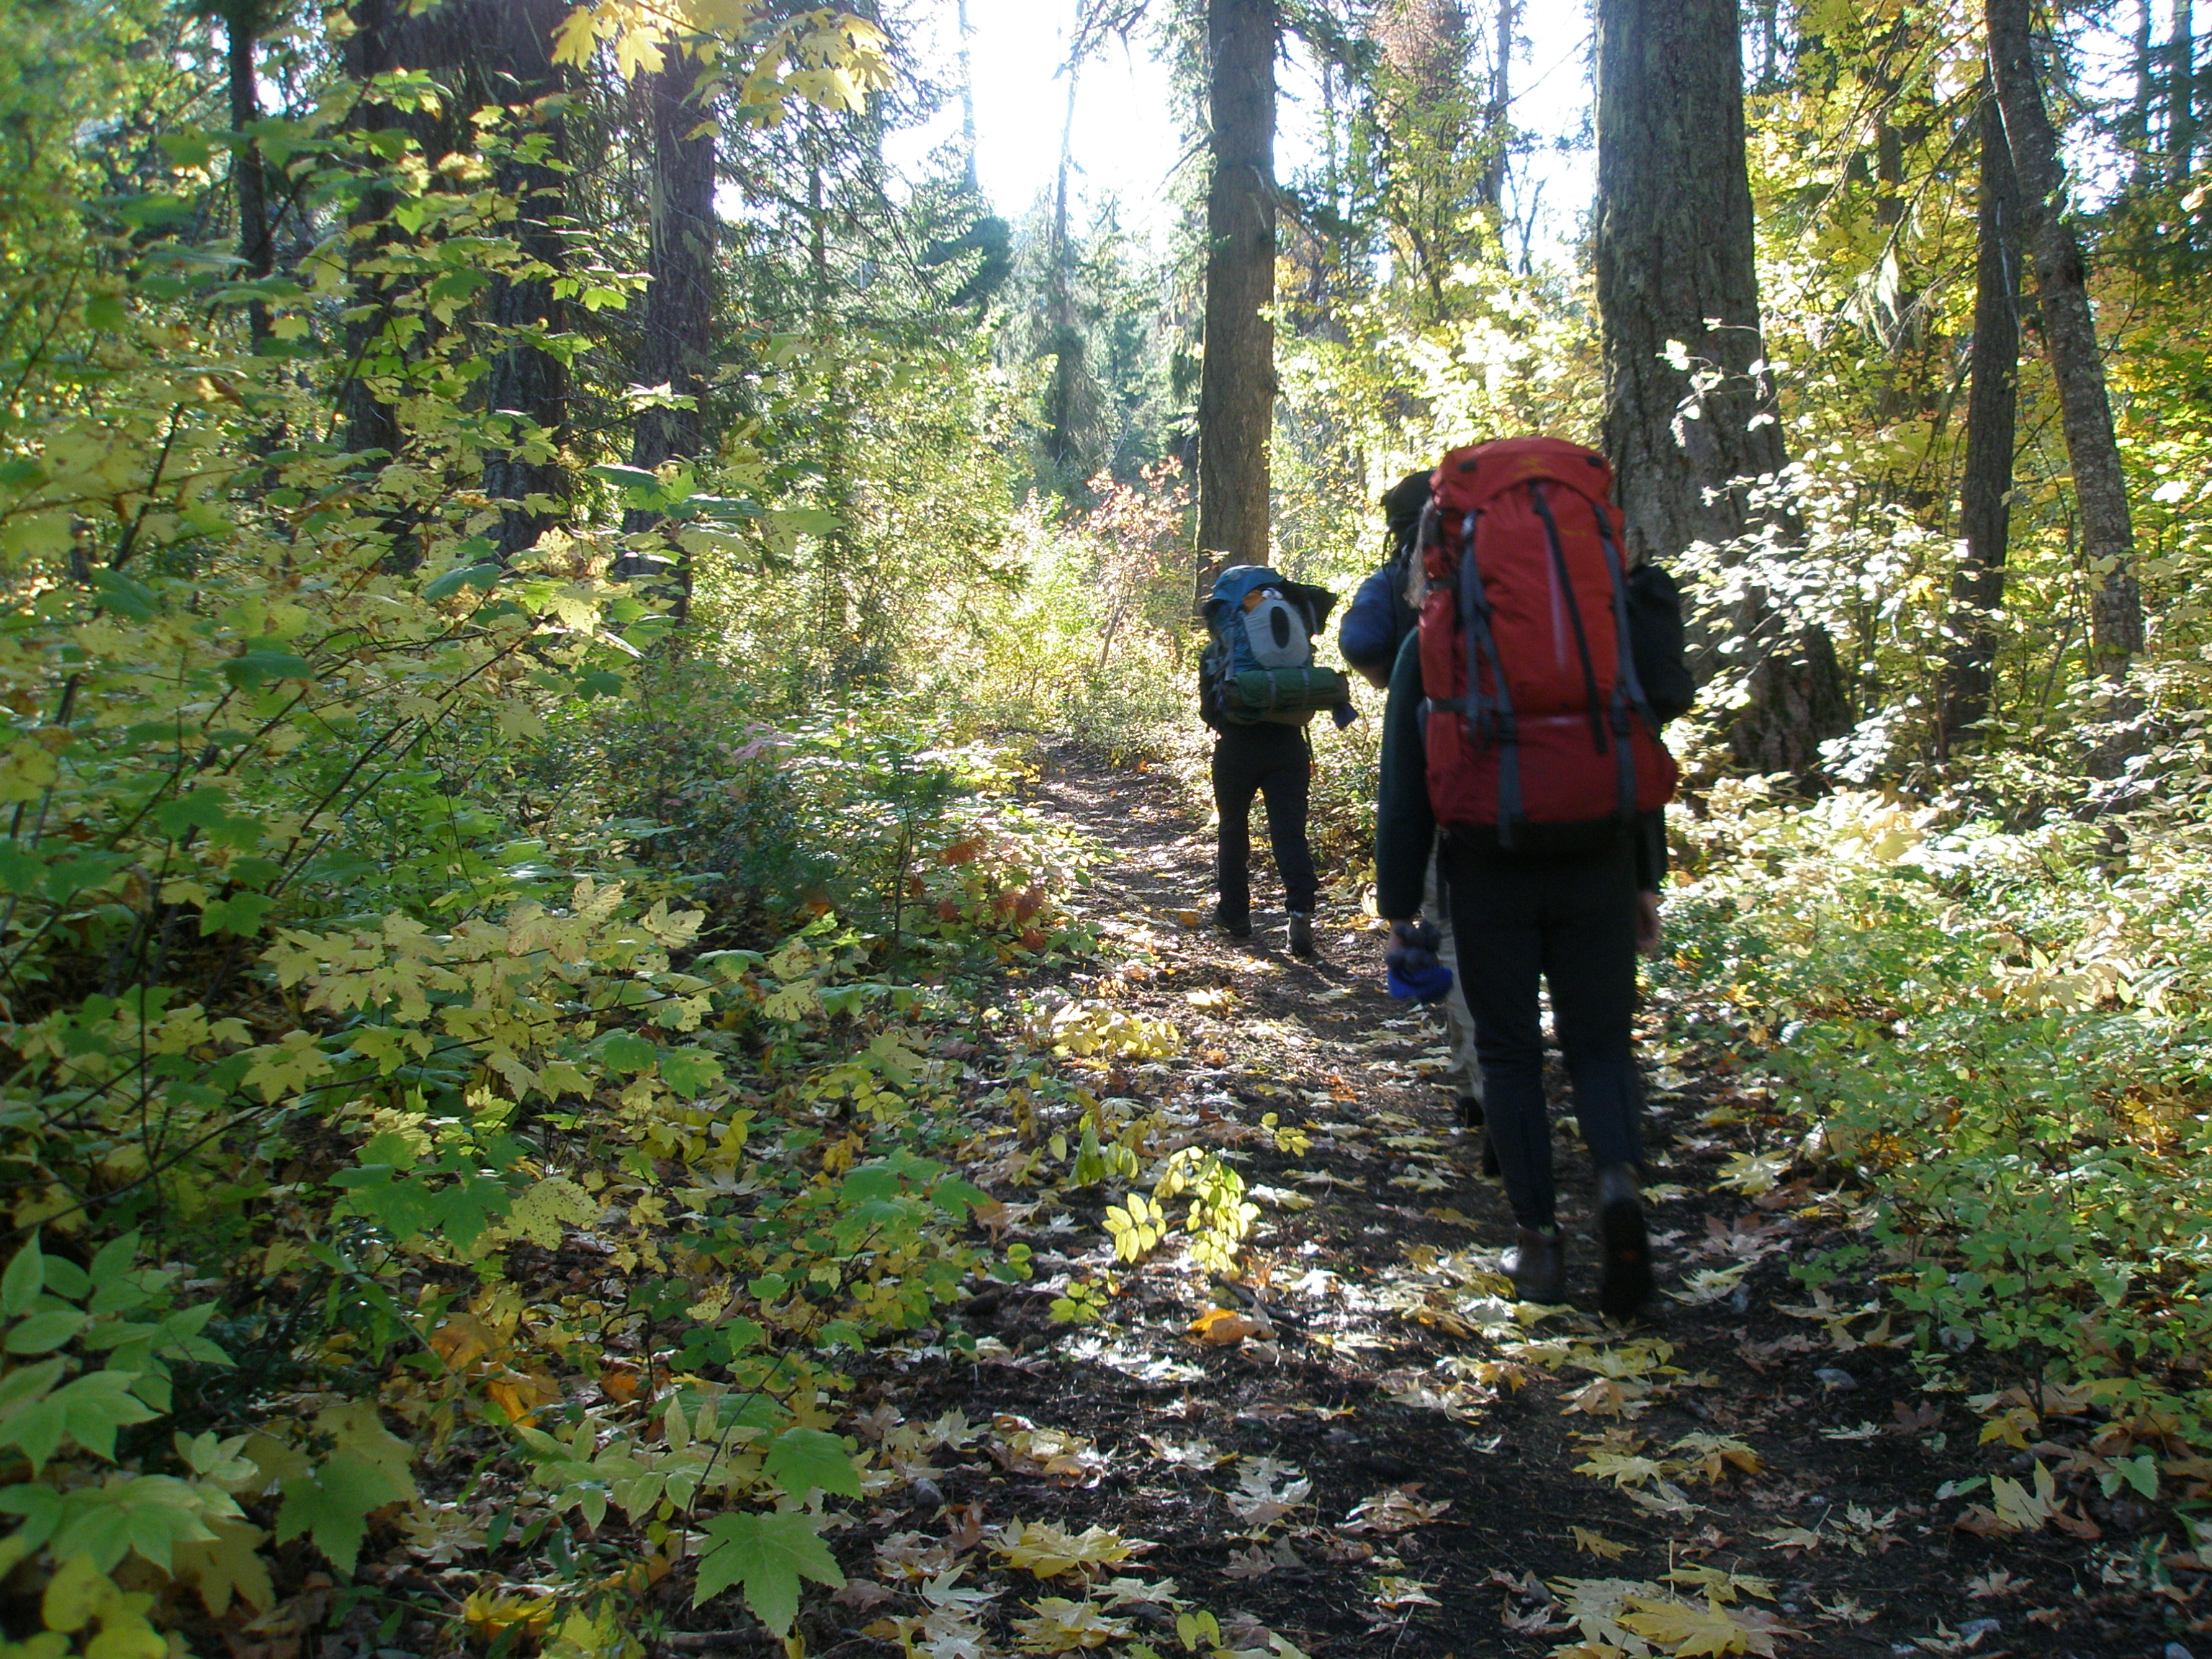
{"left": 1196, "top": 0, "right": 1278, "bottom": 577}
{"left": 2125, "top": 0, "right": 2155, "bottom": 179}
{"left": 1937, "top": 84, "right": 2023, "bottom": 758}
{"left": 1042, "top": 66, "right": 1095, "bottom": 486}
{"left": 956, "top": 0, "right": 979, "bottom": 194}
{"left": 616, "top": 53, "right": 719, "bottom": 619}
{"left": 2171, "top": 0, "right": 2197, "bottom": 176}
{"left": 477, "top": 0, "right": 570, "bottom": 559}
{"left": 1479, "top": 0, "right": 1514, "bottom": 215}
{"left": 1593, "top": 0, "right": 1848, "bottom": 778}
{"left": 1986, "top": 0, "right": 2141, "bottom": 672}
{"left": 221, "top": 3, "right": 272, "bottom": 349}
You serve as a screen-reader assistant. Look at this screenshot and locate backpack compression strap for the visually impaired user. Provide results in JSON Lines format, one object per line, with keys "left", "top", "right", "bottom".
{"left": 1452, "top": 507, "right": 1524, "bottom": 845}
{"left": 1528, "top": 482, "right": 1609, "bottom": 758}
{"left": 1595, "top": 513, "right": 1649, "bottom": 827}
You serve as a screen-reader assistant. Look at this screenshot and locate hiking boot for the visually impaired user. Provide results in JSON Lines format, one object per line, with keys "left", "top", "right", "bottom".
{"left": 1502, "top": 1226, "right": 1565, "bottom": 1305}
{"left": 1595, "top": 1162, "right": 1653, "bottom": 1319}
{"left": 1287, "top": 912, "right": 1316, "bottom": 958}
{"left": 1210, "top": 905, "right": 1251, "bottom": 939}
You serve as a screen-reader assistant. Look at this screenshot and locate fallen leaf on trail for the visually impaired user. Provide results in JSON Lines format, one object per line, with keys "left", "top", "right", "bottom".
{"left": 989, "top": 1418, "right": 1109, "bottom": 1483}
{"left": 1222, "top": 1543, "right": 1287, "bottom": 1581}
{"left": 874, "top": 1531, "right": 963, "bottom": 1582}
{"left": 1369, "top": 1576, "right": 1439, "bottom": 1609}
{"left": 1095, "top": 1575, "right": 1179, "bottom": 1609}
{"left": 1570, "top": 1526, "right": 1630, "bottom": 1560}
{"left": 1965, "top": 1570, "right": 2020, "bottom": 1599}
{"left": 1228, "top": 1455, "right": 1310, "bottom": 1527}
{"left": 992, "top": 1519, "right": 1141, "bottom": 1578}
{"left": 1619, "top": 1595, "right": 1797, "bottom": 1656}
{"left": 945, "top": 1503, "right": 986, "bottom": 1552}
{"left": 1892, "top": 1400, "right": 1944, "bottom": 1435}
{"left": 1201, "top": 1048, "right": 1229, "bottom": 1066}
{"left": 1339, "top": 1485, "right": 1451, "bottom": 1535}
{"left": 1671, "top": 1432, "right": 1762, "bottom": 1480}
{"left": 832, "top": 1580, "right": 896, "bottom": 1612}
{"left": 1423, "top": 1206, "right": 1483, "bottom": 1229}
{"left": 1670, "top": 1264, "right": 1753, "bottom": 1305}
{"left": 1142, "top": 1434, "right": 1231, "bottom": 1469}
{"left": 1665, "top": 1565, "right": 1776, "bottom": 1604}
{"left": 1174, "top": 910, "right": 1200, "bottom": 928}
{"left": 1756, "top": 1522, "right": 1823, "bottom": 1555}
{"left": 1190, "top": 1305, "right": 1272, "bottom": 1345}
{"left": 1011, "top": 1596, "right": 1134, "bottom": 1652}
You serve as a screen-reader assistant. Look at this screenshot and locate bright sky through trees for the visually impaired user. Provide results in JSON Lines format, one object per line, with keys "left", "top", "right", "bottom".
{"left": 887, "top": 0, "right": 1600, "bottom": 258}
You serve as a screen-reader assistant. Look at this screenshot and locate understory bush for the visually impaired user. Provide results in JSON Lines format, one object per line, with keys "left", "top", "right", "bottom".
{"left": 1662, "top": 783, "right": 2212, "bottom": 1434}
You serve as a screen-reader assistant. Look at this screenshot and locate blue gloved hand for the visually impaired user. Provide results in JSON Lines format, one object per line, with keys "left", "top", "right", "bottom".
{"left": 1385, "top": 919, "right": 1452, "bottom": 1002}
{"left": 1331, "top": 701, "right": 1359, "bottom": 729}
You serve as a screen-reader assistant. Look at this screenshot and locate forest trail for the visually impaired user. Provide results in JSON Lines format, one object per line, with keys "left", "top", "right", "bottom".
{"left": 840, "top": 751, "right": 2182, "bottom": 1659}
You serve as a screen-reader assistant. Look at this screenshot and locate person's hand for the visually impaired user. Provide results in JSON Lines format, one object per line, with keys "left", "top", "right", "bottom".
{"left": 1635, "top": 890, "right": 1663, "bottom": 958}
{"left": 1385, "top": 919, "right": 1451, "bottom": 1001}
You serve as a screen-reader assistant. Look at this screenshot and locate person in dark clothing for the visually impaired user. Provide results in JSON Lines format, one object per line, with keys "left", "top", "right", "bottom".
{"left": 1205, "top": 720, "right": 1319, "bottom": 956}
{"left": 1341, "top": 472, "right": 1487, "bottom": 1136}
{"left": 1373, "top": 628, "right": 1665, "bottom": 1316}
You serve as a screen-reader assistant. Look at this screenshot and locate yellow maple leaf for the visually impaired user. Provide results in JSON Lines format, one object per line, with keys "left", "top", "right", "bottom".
{"left": 1570, "top": 1526, "right": 1630, "bottom": 1561}
{"left": 1619, "top": 1593, "right": 1794, "bottom": 1658}
{"left": 991, "top": 1519, "right": 1135, "bottom": 1580}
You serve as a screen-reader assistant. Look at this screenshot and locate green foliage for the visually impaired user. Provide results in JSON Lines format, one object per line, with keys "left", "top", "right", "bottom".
{"left": 1660, "top": 787, "right": 2212, "bottom": 1435}
{"left": 691, "top": 1509, "right": 845, "bottom": 1633}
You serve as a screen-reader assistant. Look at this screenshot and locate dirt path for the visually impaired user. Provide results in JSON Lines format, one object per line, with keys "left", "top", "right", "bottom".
{"left": 842, "top": 750, "right": 2187, "bottom": 1659}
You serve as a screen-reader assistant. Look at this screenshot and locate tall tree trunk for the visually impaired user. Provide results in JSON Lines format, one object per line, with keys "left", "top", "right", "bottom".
{"left": 1196, "top": 0, "right": 1278, "bottom": 577}
{"left": 1478, "top": 0, "right": 1514, "bottom": 214}
{"left": 2126, "top": 0, "right": 2156, "bottom": 179}
{"left": 1043, "top": 66, "right": 1089, "bottom": 485}
{"left": 1987, "top": 0, "right": 2142, "bottom": 673}
{"left": 477, "top": 0, "right": 570, "bottom": 559}
{"left": 1937, "top": 84, "right": 2023, "bottom": 758}
{"left": 222, "top": 3, "right": 272, "bottom": 350}
{"left": 1593, "top": 0, "right": 1848, "bottom": 778}
{"left": 2172, "top": 0, "right": 2198, "bottom": 176}
{"left": 956, "top": 0, "right": 979, "bottom": 194}
{"left": 616, "top": 53, "right": 717, "bottom": 621}
{"left": 1753, "top": 0, "right": 1781, "bottom": 90}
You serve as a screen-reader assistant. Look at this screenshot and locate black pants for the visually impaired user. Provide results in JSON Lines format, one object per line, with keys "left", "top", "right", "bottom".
{"left": 1211, "top": 726, "right": 1317, "bottom": 920}
{"left": 1441, "top": 830, "right": 1642, "bottom": 1231}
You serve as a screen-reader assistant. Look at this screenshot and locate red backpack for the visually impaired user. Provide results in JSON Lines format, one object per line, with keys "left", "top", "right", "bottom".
{"left": 1416, "top": 437, "right": 1678, "bottom": 849}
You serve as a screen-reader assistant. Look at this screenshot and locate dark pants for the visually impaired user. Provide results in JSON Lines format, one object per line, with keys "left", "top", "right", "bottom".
{"left": 1441, "top": 831, "right": 1642, "bottom": 1231}
{"left": 1211, "top": 726, "right": 1317, "bottom": 920}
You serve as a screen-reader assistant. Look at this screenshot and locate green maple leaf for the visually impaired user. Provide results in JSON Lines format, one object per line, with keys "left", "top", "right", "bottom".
{"left": 274, "top": 1450, "right": 410, "bottom": 1573}
{"left": 763, "top": 1428, "right": 861, "bottom": 1501}
{"left": 692, "top": 1511, "right": 844, "bottom": 1632}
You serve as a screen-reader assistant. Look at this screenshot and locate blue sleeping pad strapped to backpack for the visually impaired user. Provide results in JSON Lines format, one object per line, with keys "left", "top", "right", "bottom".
{"left": 1202, "top": 565, "right": 1351, "bottom": 727}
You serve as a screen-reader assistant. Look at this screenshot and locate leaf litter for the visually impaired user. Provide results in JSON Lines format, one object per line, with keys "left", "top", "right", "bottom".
{"left": 808, "top": 754, "right": 2193, "bottom": 1659}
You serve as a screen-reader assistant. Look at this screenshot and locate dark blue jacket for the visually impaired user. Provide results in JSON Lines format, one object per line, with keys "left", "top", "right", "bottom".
{"left": 1339, "top": 565, "right": 1415, "bottom": 683}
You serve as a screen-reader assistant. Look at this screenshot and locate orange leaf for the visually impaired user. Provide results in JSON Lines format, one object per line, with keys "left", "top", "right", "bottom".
{"left": 428, "top": 1312, "right": 499, "bottom": 1372}
{"left": 485, "top": 1369, "right": 562, "bottom": 1423}
{"left": 1190, "top": 1307, "right": 1271, "bottom": 1346}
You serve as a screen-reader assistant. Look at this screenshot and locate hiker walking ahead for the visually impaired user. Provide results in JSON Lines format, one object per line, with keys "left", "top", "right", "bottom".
{"left": 1199, "top": 565, "right": 1349, "bottom": 959}
{"left": 1373, "top": 439, "right": 1691, "bottom": 1316}
{"left": 1341, "top": 472, "right": 1487, "bottom": 1141}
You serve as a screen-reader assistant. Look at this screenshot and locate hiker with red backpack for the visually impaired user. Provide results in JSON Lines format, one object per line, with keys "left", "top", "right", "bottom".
{"left": 1200, "top": 565, "right": 1351, "bottom": 959}
{"left": 1373, "top": 439, "right": 1692, "bottom": 1316}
